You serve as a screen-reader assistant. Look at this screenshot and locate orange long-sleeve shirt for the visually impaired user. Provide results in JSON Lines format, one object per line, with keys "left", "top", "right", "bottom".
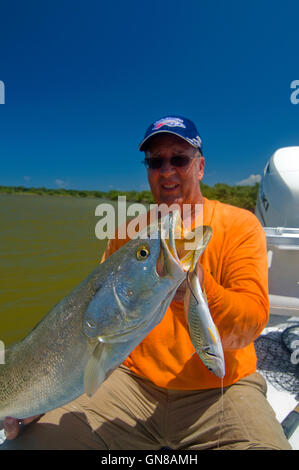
{"left": 101, "top": 198, "right": 269, "bottom": 390}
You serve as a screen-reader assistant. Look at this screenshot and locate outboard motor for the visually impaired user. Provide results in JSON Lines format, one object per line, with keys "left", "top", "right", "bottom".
{"left": 255, "top": 147, "right": 299, "bottom": 228}
{"left": 255, "top": 146, "right": 299, "bottom": 317}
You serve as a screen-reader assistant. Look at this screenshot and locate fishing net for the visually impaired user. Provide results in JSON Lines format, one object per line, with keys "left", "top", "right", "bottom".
{"left": 254, "top": 322, "right": 299, "bottom": 399}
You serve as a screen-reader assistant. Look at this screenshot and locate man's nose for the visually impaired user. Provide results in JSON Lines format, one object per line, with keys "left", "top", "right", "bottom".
{"left": 159, "top": 159, "right": 176, "bottom": 175}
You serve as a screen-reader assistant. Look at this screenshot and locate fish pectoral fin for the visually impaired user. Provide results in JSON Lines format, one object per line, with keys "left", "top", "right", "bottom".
{"left": 84, "top": 342, "right": 106, "bottom": 397}
{"left": 188, "top": 350, "right": 197, "bottom": 359}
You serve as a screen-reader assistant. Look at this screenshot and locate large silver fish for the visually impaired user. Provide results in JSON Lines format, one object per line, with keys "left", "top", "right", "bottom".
{"left": 0, "top": 212, "right": 190, "bottom": 421}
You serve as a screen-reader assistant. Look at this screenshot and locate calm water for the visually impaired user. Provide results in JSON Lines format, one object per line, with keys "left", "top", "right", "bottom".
{"left": 0, "top": 194, "right": 112, "bottom": 346}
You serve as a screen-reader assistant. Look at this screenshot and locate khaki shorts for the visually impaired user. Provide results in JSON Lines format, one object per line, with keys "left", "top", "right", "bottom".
{"left": 2, "top": 366, "right": 291, "bottom": 450}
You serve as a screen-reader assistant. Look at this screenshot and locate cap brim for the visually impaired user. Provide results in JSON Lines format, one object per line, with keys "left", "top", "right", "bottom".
{"left": 139, "top": 130, "right": 199, "bottom": 151}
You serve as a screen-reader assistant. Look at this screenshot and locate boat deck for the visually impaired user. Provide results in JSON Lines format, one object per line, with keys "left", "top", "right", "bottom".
{"left": 259, "top": 314, "right": 299, "bottom": 450}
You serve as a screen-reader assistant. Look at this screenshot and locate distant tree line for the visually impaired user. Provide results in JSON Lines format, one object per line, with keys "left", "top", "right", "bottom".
{"left": 0, "top": 183, "right": 259, "bottom": 212}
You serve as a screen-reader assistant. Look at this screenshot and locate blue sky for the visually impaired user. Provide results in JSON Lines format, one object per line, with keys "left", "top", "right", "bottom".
{"left": 0, "top": 0, "right": 299, "bottom": 192}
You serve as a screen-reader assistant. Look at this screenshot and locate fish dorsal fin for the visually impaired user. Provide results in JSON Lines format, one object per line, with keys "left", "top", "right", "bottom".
{"left": 84, "top": 342, "right": 106, "bottom": 397}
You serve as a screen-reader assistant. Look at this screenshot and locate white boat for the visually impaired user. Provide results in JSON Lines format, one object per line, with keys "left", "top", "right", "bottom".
{"left": 264, "top": 227, "right": 299, "bottom": 317}
{"left": 255, "top": 146, "right": 299, "bottom": 317}
{"left": 255, "top": 147, "right": 299, "bottom": 449}
{"left": 255, "top": 146, "right": 299, "bottom": 228}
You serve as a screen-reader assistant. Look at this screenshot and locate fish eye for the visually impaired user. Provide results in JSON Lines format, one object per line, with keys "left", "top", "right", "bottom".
{"left": 136, "top": 244, "right": 150, "bottom": 261}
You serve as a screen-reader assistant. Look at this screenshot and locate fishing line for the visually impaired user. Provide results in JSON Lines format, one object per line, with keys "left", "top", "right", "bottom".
{"left": 186, "top": 270, "right": 199, "bottom": 305}
{"left": 186, "top": 268, "right": 225, "bottom": 449}
{"left": 217, "top": 377, "right": 225, "bottom": 449}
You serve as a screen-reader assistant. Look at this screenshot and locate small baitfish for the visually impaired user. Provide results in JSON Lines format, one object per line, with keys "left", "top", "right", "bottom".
{"left": 185, "top": 264, "right": 225, "bottom": 378}
{"left": 166, "top": 222, "right": 225, "bottom": 378}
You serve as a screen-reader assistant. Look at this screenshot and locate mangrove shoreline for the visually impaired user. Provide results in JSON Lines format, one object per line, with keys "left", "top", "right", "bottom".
{"left": 0, "top": 183, "right": 259, "bottom": 212}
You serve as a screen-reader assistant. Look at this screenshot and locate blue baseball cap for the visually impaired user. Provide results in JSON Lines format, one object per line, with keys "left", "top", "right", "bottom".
{"left": 139, "top": 115, "right": 202, "bottom": 153}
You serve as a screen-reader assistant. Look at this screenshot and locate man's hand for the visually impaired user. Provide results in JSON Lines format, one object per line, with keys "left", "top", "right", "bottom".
{"left": 4, "top": 415, "right": 43, "bottom": 440}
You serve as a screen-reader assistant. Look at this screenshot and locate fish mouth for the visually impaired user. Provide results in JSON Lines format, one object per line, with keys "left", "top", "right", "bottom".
{"left": 206, "top": 359, "right": 225, "bottom": 379}
{"left": 200, "top": 348, "right": 225, "bottom": 378}
{"left": 155, "top": 210, "right": 186, "bottom": 278}
{"left": 158, "top": 210, "right": 213, "bottom": 274}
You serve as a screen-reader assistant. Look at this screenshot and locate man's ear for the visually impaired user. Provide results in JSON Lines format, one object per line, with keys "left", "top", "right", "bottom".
{"left": 198, "top": 156, "right": 205, "bottom": 182}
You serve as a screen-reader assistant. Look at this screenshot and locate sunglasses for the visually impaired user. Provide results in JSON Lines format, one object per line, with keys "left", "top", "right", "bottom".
{"left": 142, "top": 155, "right": 195, "bottom": 170}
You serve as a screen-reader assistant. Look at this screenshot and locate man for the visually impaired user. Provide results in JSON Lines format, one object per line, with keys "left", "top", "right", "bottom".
{"left": 3, "top": 115, "right": 291, "bottom": 449}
